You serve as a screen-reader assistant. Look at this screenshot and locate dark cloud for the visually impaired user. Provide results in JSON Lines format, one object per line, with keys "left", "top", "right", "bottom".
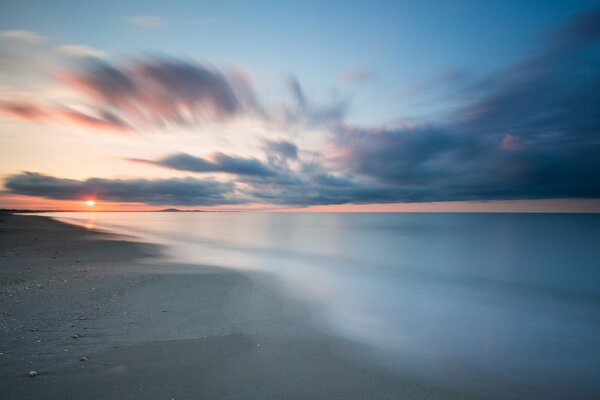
{"left": 233, "top": 152, "right": 395, "bottom": 206}
{"left": 246, "top": 180, "right": 394, "bottom": 206}
{"left": 62, "top": 57, "right": 257, "bottom": 127}
{"left": 5, "top": 172, "right": 240, "bottom": 205}
{"left": 242, "top": 162, "right": 396, "bottom": 206}
{"left": 332, "top": 10, "right": 600, "bottom": 203}
{"left": 129, "top": 140, "right": 299, "bottom": 183}
{"left": 129, "top": 152, "right": 276, "bottom": 177}
{"left": 263, "top": 139, "right": 299, "bottom": 160}
{"left": 287, "top": 76, "right": 307, "bottom": 109}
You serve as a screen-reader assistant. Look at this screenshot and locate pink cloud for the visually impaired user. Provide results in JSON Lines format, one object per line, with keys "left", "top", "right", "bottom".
{"left": 339, "top": 68, "right": 375, "bottom": 84}
{"left": 0, "top": 101, "right": 48, "bottom": 121}
{"left": 0, "top": 101, "right": 130, "bottom": 131}
{"left": 59, "top": 108, "right": 130, "bottom": 131}
{"left": 500, "top": 133, "right": 522, "bottom": 150}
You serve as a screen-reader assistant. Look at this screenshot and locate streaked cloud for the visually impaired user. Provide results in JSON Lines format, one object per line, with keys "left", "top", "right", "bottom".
{"left": 60, "top": 57, "right": 258, "bottom": 127}
{"left": 0, "top": 30, "right": 48, "bottom": 46}
{"left": 339, "top": 68, "right": 375, "bottom": 84}
{"left": 59, "top": 107, "right": 130, "bottom": 131}
{"left": 283, "top": 75, "right": 349, "bottom": 126}
{"left": 57, "top": 45, "right": 107, "bottom": 59}
{"left": 5, "top": 172, "right": 240, "bottom": 205}
{"left": 0, "top": 101, "right": 48, "bottom": 120}
{"left": 125, "top": 16, "right": 167, "bottom": 30}
{"left": 0, "top": 101, "right": 131, "bottom": 131}
{"left": 129, "top": 152, "right": 276, "bottom": 176}
{"left": 263, "top": 139, "right": 299, "bottom": 161}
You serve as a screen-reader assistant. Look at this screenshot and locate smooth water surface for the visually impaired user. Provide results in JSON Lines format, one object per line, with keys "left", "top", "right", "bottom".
{"left": 42, "top": 212, "right": 600, "bottom": 397}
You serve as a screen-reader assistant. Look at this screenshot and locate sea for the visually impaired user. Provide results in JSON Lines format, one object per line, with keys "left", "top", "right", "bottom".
{"left": 41, "top": 212, "right": 600, "bottom": 398}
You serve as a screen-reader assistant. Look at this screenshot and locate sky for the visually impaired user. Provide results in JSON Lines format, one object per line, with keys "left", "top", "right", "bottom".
{"left": 0, "top": 0, "right": 599, "bottom": 211}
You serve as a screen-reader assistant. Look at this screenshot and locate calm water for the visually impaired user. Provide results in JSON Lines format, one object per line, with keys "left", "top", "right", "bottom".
{"left": 43, "top": 212, "right": 600, "bottom": 397}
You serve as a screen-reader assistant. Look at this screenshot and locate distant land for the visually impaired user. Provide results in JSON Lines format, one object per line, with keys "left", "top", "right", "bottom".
{"left": 0, "top": 209, "right": 65, "bottom": 213}
{"left": 157, "top": 208, "right": 205, "bottom": 212}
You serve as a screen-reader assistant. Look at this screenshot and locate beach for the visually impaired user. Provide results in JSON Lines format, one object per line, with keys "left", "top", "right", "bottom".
{"left": 0, "top": 213, "right": 477, "bottom": 400}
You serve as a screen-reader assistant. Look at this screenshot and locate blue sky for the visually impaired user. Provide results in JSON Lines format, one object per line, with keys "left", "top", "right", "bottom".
{"left": 3, "top": 0, "right": 596, "bottom": 124}
{"left": 1, "top": 1, "right": 599, "bottom": 211}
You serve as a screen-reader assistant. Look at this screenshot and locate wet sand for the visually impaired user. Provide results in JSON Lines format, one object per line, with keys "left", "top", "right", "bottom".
{"left": 0, "top": 213, "right": 473, "bottom": 399}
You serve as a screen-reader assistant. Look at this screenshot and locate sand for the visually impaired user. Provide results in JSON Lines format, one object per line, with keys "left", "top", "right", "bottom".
{"left": 0, "top": 213, "right": 472, "bottom": 399}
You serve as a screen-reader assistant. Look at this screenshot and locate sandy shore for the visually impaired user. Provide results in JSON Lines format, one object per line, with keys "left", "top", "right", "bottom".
{"left": 0, "top": 213, "right": 473, "bottom": 399}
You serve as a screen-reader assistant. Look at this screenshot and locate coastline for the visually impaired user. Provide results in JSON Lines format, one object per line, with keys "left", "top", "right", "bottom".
{"left": 0, "top": 213, "right": 472, "bottom": 400}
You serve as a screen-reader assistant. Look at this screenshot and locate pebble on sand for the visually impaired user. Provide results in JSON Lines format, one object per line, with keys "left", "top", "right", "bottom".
{"left": 80, "top": 356, "right": 89, "bottom": 362}
{"left": 27, "top": 370, "right": 38, "bottom": 377}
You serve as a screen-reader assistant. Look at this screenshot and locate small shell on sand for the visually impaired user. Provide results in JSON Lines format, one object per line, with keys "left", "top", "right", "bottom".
{"left": 80, "top": 356, "right": 89, "bottom": 362}
{"left": 27, "top": 370, "right": 38, "bottom": 377}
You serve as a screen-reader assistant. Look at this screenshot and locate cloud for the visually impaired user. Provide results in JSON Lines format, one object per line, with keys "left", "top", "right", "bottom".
{"left": 0, "top": 30, "right": 53, "bottom": 75}
{"left": 263, "top": 139, "right": 299, "bottom": 160}
{"left": 3, "top": 11, "right": 600, "bottom": 208}
{"left": 339, "top": 68, "right": 375, "bottom": 84}
{"left": 330, "top": 10, "right": 600, "bottom": 203}
{"left": 1, "top": 32, "right": 339, "bottom": 133}
{"left": 130, "top": 152, "right": 276, "bottom": 176}
{"left": 4, "top": 172, "right": 240, "bottom": 205}
{"left": 126, "top": 16, "right": 167, "bottom": 30}
{"left": 124, "top": 141, "right": 392, "bottom": 206}
{"left": 283, "top": 76, "right": 349, "bottom": 126}
{"left": 0, "top": 102, "right": 48, "bottom": 120}
{"left": 0, "top": 30, "right": 48, "bottom": 46}
{"left": 0, "top": 30, "right": 107, "bottom": 79}
{"left": 57, "top": 45, "right": 107, "bottom": 59}
{"left": 500, "top": 133, "right": 521, "bottom": 151}
{"left": 241, "top": 160, "right": 395, "bottom": 206}
{"left": 59, "top": 107, "right": 130, "bottom": 131}
{"left": 0, "top": 101, "right": 131, "bottom": 131}
{"left": 61, "top": 57, "right": 257, "bottom": 127}
{"left": 401, "top": 67, "right": 470, "bottom": 98}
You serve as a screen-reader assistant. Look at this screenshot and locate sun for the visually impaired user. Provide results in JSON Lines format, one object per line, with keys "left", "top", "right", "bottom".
{"left": 85, "top": 200, "right": 96, "bottom": 207}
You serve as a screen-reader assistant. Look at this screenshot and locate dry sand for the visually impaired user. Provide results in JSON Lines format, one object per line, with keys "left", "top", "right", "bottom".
{"left": 0, "top": 213, "right": 473, "bottom": 399}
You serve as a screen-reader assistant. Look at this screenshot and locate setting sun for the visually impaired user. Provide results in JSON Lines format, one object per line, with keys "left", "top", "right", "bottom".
{"left": 85, "top": 200, "right": 96, "bottom": 207}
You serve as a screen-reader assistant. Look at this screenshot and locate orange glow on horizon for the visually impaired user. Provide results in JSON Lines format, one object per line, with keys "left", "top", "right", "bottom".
{"left": 1, "top": 194, "right": 600, "bottom": 213}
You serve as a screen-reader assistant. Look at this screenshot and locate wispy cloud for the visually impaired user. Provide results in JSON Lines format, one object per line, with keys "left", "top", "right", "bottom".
{"left": 0, "top": 101, "right": 131, "bottom": 131}
{"left": 57, "top": 45, "right": 107, "bottom": 59}
{"left": 339, "top": 68, "right": 375, "bottom": 84}
{"left": 59, "top": 107, "right": 130, "bottom": 131}
{"left": 262, "top": 139, "right": 299, "bottom": 161}
{"left": 0, "top": 102, "right": 48, "bottom": 120}
{"left": 282, "top": 75, "right": 349, "bottom": 127}
{"left": 129, "top": 152, "right": 276, "bottom": 177}
{"left": 0, "top": 29, "right": 106, "bottom": 80}
{"left": 125, "top": 16, "right": 167, "bottom": 30}
{"left": 0, "top": 30, "right": 48, "bottom": 46}
{"left": 60, "top": 57, "right": 258, "bottom": 127}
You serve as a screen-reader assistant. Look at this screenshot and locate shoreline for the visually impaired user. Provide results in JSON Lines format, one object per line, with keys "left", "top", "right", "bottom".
{"left": 0, "top": 213, "right": 472, "bottom": 399}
